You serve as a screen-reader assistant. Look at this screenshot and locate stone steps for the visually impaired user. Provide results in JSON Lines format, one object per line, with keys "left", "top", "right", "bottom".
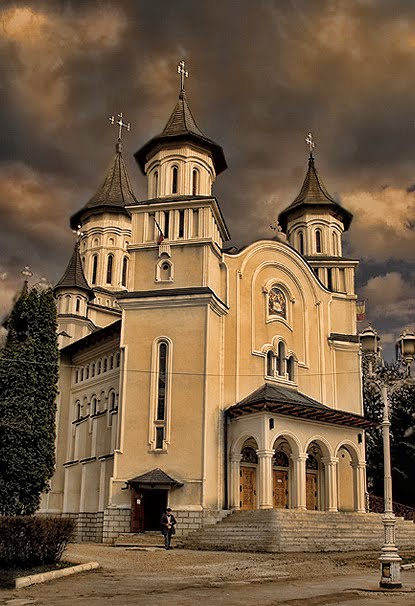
{"left": 183, "top": 509, "right": 415, "bottom": 553}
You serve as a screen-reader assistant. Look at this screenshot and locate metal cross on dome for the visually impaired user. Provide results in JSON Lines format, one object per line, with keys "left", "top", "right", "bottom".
{"left": 305, "top": 132, "right": 315, "bottom": 155}
{"left": 177, "top": 60, "right": 189, "bottom": 91}
{"left": 21, "top": 265, "right": 33, "bottom": 281}
{"left": 109, "top": 112, "right": 131, "bottom": 140}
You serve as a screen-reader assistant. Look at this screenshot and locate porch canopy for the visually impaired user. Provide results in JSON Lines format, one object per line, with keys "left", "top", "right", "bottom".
{"left": 127, "top": 468, "right": 183, "bottom": 490}
{"left": 226, "top": 383, "right": 375, "bottom": 429}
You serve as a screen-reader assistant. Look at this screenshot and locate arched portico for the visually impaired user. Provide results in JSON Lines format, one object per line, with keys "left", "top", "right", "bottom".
{"left": 335, "top": 441, "right": 366, "bottom": 513}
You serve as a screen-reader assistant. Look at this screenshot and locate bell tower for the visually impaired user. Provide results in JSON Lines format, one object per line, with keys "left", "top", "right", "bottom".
{"left": 278, "top": 135, "right": 357, "bottom": 294}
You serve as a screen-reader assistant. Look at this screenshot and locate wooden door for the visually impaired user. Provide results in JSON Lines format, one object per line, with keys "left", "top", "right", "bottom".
{"left": 306, "top": 472, "right": 318, "bottom": 510}
{"left": 131, "top": 488, "right": 144, "bottom": 532}
{"left": 273, "top": 469, "right": 288, "bottom": 508}
{"left": 240, "top": 466, "right": 256, "bottom": 510}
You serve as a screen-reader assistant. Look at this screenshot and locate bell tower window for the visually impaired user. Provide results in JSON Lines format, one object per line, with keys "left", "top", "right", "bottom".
{"left": 172, "top": 166, "right": 178, "bottom": 194}
{"left": 121, "top": 256, "right": 128, "bottom": 287}
{"left": 91, "top": 255, "right": 98, "bottom": 285}
{"left": 178, "top": 209, "right": 185, "bottom": 238}
{"left": 163, "top": 211, "right": 170, "bottom": 239}
{"left": 298, "top": 232, "right": 304, "bottom": 255}
{"left": 106, "top": 254, "right": 114, "bottom": 284}
{"left": 315, "top": 230, "right": 322, "bottom": 253}
{"left": 192, "top": 169, "right": 199, "bottom": 195}
{"left": 153, "top": 171, "right": 159, "bottom": 197}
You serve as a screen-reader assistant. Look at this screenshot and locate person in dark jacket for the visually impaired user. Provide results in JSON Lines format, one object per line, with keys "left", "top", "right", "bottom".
{"left": 160, "top": 507, "right": 177, "bottom": 549}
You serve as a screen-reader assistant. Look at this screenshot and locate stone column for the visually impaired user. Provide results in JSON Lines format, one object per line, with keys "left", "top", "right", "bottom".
{"left": 229, "top": 453, "right": 242, "bottom": 510}
{"left": 322, "top": 457, "right": 339, "bottom": 512}
{"left": 290, "top": 453, "right": 307, "bottom": 510}
{"left": 352, "top": 461, "right": 366, "bottom": 512}
{"left": 256, "top": 449, "right": 274, "bottom": 509}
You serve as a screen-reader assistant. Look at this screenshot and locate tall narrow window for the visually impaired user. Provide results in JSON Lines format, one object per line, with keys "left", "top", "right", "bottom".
{"left": 178, "top": 209, "right": 185, "bottom": 238}
{"left": 75, "top": 297, "right": 81, "bottom": 313}
{"left": 154, "top": 170, "right": 159, "bottom": 197}
{"left": 277, "top": 342, "right": 286, "bottom": 376}
{"left": 163, "top": 211, "right": 170, "bottom": 239}
{"left": 121, "top": 256, "right": 128, "bottom": 287}
{"left": 91, "top": 255, "right": 98, "bottom": 284}
{"left": 157, "top": 343, "right": 167, "bottom": 420}
{"left": 332, "top": 232, "right": 337, "bottom": 256}
{"left": 192, "top": 169, "right": 199, "bottom": 195}
{"left": 192, "top": 209, "right": 199, "bottom": 237}
{"left": 315, "top": 230, "right": 322, "bottom": 253}
{"left": 327, "top": 268, "right": 333, "bottom": 291}
{"left": 106, "top": 254, "right": 113, "bottom": 284}
{"left": 298, "top": 232, "right": 304, "bottom": 255}
{"left": 172, "top": 166, "right": 178, "bottom": 194}
{"left": 266, "top": 351, "right": 274, "bottom": 377}
{"left": 287, "top": 356, "right": 295, "bottom": 382}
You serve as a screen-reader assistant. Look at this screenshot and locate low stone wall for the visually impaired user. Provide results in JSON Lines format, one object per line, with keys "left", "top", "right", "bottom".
{"left": 174, "top": 510, "right": 204, "bottom": 536}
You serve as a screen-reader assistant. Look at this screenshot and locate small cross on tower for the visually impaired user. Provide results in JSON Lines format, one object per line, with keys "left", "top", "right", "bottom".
{"left": 109, "top": 112, "right": 131, "bottom": 141}
{"left": 305, "top": 132, "right": 315, "bottom": 156}
{"left": 177, "top": 60, "right": 189, "bottom": 92}
{"left": 21, "top": 265, "right": 33, "bottom": 282}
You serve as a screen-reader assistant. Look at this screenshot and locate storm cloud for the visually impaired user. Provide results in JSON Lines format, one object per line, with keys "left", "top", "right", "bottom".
{"left": 1, "top": 0, "right": 414, "bottom": 358}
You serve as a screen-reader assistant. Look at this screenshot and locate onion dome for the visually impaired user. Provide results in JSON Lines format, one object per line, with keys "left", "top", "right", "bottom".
{"left": 70, "top": 140, "right": 137, "bottom": 230}
{"left": 134, "top": 90, "right": 227, "bottom": 175}
{"left": 278, "top": 154, "right": 353, "bottom": 233}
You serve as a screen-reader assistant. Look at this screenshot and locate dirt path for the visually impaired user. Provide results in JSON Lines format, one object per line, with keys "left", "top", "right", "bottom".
{"left": 1, "top": 545, "right": 414, "bottom": 605}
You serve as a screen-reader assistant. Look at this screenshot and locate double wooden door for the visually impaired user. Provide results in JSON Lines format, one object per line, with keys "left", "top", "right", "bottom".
{"left": 240, "top": 466, "right": 256, "bottom": 510}
{"left": 273, "top": 469, "right": 288, "bottom": 508}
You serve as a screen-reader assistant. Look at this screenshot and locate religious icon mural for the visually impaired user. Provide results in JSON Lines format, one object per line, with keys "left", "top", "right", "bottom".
{"left": 268, "top": 287, "right": 287, "bottom": 319}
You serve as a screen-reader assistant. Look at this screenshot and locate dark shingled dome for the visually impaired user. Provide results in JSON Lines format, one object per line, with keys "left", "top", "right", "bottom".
{"left": 134, "top": 90, "right": 227, "bottom": 176}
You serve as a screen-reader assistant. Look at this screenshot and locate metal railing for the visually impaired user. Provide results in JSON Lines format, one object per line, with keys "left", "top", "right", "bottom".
{"left": 368, "top": 493, "right": 415, "bottom": 522}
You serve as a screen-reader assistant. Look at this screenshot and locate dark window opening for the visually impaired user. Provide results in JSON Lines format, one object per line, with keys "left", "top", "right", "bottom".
{"left": 164, "top": 211, "right": 170, "bottom": 239}
{"left": 298, "top": 232, "right": 304, "bottom": 255}
{"left": 315, "top": 230, "right": 322, "bottom": 253}
{"left": 156, "top": 427, "right": 164, "bottom": 449}
{"left": 192, "top": 169, "right": 199, "bottom": 195}
{"left": 121, "top": 257, "right": 128, "bottom": 287}
{"left": 327, "top": 268, "right": 333, "bottom": 291}
{"left": 106, "top": 254, "right": 113, "bottom": 284}
{"left": 266, "top": 351, "right": 274, "bottom": 376}
{"left": 157, "top": 342, "right": 167, "bottom": 420}
{"left": 178, "top": 210, "right": 185, "bottom": 238}
{"left": 92, "top": 255, "right": 98, "bottom": 285}
{"left": 172, "top": 167, "right": 178, "bottom": 194}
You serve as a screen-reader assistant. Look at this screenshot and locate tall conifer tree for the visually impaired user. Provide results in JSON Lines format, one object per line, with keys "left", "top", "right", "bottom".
{"left": 0, "top": 284, "right": 58, "bottom": 515}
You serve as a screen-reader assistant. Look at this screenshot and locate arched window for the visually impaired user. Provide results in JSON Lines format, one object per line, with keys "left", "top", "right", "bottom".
{"left": 85, "top": 366, "right": 89, "bottom": 380}
{"left": 115, "top": 352, "right": 120, "bottom": 367}
{"left": 91, "top": 363, "right": 95, "bottom": 378}
{"left": 106, "top": 254, "right": 113, "bottom": 284}
{"left": 192, "top": 169, "right": 199, "bottom": 195}
{"left": 266, "top": 351, "right": 275, "bottom": 377}
{"left": 80, "top": 368, "right": 84, "bottom": 381}
{"left": 121, "top": 256, "right": 128, "bottom": 287}
{"left": 298, "top": 232, "right": 304, "bottom": 255}
{"left": 97, "top": 360, "right": 101, "bottom": 375}
{"left": 91, "top": 255, "right": 98, "bottom": 285}
{"left": 109, "top": 355, "right": 114, "bottom": 370}
{"left": 277, "top": 342, "right": 286, "bottom": 376}
{"left": 154, "top": 170, "right": 159, "bottom": 197}
{"left": 192, "top": 209, "right": 199, "bottom": 237}
{"left": 315, "top": 229, "right": 322, "bottom": 253}
{"left": 171, "top": 166, "right": 178, "bottom": 194}
{"left": 65, "top": 295, "right": 71, "bottom": 313}
{"left": 91, "top": 396, "right": 98, "bottom": 416}
{"left": 327, "top": 268, "right": 333, "bottom": 291}
{"left": 287, "top": 356, "right": 295, "bottom": 382}
{"left": 103, "top": 358, "right": 108, "bottom": 373}
{"left": 332, "top": 232, "right": 338, "bottom": 256}
{"left": 75, "top": 297, "right": 81, "bottom": 313}
{"left": 75, "top": 400, "right": 82, "bottom": 420}
{"left": 157, "top": 343, "right": 168, "bottom": 421}
{"left": 109, "top": 391, "right": 117, "bottom": 411}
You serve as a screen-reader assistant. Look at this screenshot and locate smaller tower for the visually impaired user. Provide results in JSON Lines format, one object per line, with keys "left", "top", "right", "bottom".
{"left": 54, "top": 241, "right": 95, "bottom": 346}
{"left": 278, "top": 136, "right": 356, "bottom": 294}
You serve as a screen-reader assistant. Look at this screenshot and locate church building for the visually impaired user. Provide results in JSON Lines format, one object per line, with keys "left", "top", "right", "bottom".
{"left": 42, "top": 63, "right": 372, "bottom": 542}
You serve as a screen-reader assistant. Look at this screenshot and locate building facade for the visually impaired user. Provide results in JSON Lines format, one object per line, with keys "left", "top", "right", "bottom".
{"left": 41, "top": 74, "right": 371, "bottom": 542}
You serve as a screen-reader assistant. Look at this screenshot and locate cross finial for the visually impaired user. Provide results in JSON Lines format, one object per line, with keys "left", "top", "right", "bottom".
{"left": 109, "top": 112, "right": 131, "bottom": 141}
{"left": 305, "top": 132, "right": 315, "bottom": 157}
{"left": 73, "top": 224, "right": 84, "bottom": 242}
{"left": 21, "top": 265, "right": 33, "bottom": 282}
{"left": 177, "top": 60, "right": 189, "bottom": 92}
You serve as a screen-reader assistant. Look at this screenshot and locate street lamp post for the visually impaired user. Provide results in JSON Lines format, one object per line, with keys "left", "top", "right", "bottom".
{"left": 359, "top": 325, "right": 415, "bottom": 589}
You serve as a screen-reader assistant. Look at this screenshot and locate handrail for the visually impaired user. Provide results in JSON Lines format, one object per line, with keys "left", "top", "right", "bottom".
{"left": 368, "top": 493, "right": 415, "bottom": 522}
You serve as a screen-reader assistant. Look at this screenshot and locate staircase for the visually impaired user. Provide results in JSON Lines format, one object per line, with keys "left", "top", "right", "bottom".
{"left": 183, "top": 509, "right": 415, "bottom": 553}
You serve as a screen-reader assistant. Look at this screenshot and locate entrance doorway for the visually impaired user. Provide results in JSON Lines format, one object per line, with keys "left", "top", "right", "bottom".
{"left": 306, "top": 453, "right": 319, "bottom": 510}
{"left": 273, "top": 449, "right": 290, "bottom": 508}
{"left": 240, "top": 466, "right": 256, "bottom": 510}
{"left": 131, "top": 487, "right": 167, "bottom": 532}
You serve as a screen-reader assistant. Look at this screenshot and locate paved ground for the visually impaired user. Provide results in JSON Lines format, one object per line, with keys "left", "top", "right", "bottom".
{"left": 1, "top": 544, "right": 415, "bottom": 605}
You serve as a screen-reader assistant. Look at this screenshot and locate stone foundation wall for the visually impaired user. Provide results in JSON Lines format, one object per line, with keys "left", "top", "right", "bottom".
{"left": 102, "top": 507, "right": 131, "bottom": 544}
{"left": 174, "top": 510, "right": 204, "bottom": 536}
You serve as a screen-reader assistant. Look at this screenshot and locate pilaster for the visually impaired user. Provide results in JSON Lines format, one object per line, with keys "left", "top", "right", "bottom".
{"left": 256, "top": 449, "right": 274, "bottom": 509}
{"left": 322, "top": 456, "right": 338, "bottom": 512}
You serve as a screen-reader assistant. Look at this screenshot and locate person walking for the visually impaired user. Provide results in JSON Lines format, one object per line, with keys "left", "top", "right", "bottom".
{"left": 160, "top": 507, "right": 177, "bottom": 550}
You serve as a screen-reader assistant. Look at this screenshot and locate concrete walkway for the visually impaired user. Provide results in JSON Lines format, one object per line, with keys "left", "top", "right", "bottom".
{"left": 0, "top": 544, "right": 414, "bottom": 605}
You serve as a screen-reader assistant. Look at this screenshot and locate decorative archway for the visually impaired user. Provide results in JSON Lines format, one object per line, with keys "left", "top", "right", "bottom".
{"left": 272, "top": 438, "right": 292, "bottom": 509}
{"left": 306, "top": 442, "right": 325, "bottom": 511}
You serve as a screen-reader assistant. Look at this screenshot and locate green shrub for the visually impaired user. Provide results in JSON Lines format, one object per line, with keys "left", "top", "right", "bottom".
{"left": 0, "top": 516, "right": 74, "bottom": 569}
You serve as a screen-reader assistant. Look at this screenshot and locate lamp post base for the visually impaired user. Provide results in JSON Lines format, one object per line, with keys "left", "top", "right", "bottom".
{"left": 379, "top": 514, "right": 402, "bottom": 589}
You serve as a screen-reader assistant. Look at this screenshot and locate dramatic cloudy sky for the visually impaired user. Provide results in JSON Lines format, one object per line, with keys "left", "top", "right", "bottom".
{"left": 1, "top": 0, "right": 415, "bottom": 358}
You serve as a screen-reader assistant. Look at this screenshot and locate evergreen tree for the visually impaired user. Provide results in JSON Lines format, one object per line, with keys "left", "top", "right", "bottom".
{"left": 0, "top": 284, "right": 58, "bottom": 515}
